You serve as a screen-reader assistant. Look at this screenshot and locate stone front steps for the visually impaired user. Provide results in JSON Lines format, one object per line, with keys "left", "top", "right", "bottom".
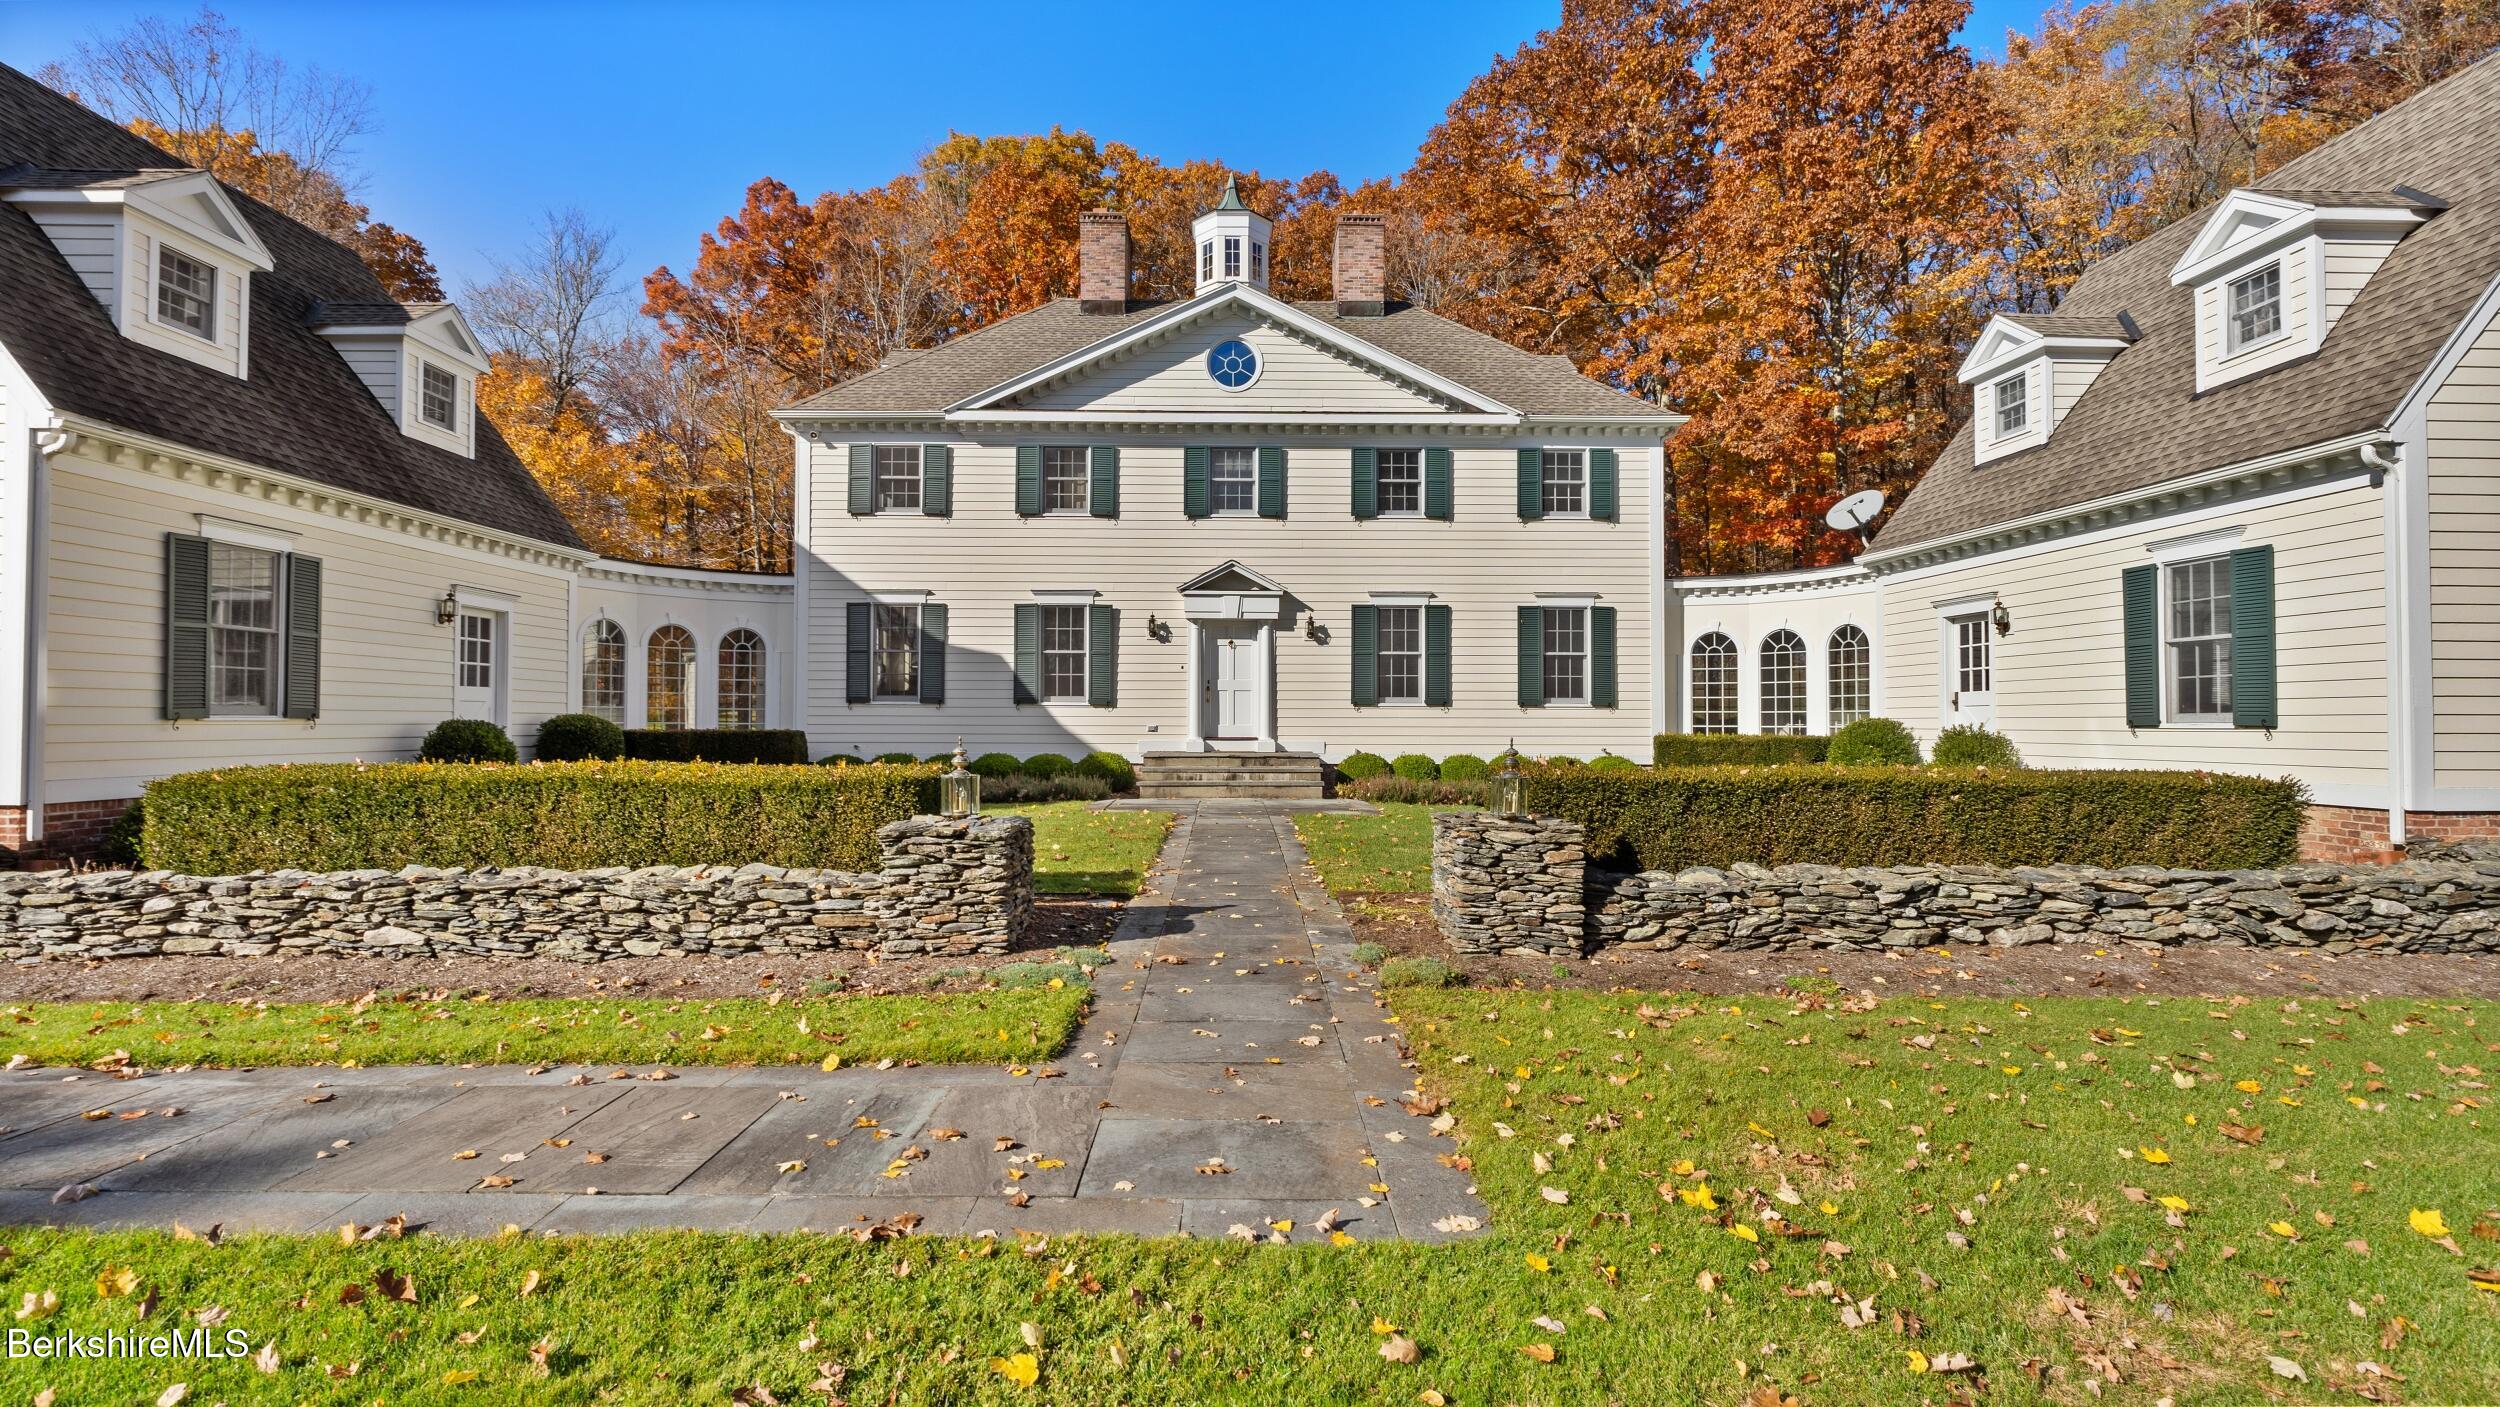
{"left": 1135, "top": 751, "right": 1327, "bottom": 800}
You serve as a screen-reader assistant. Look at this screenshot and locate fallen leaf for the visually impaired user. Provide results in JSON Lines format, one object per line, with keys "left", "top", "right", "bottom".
{"left": 1379, "top": 1335, "right": 1420, "bottom": 1365}
{"left": 990, "top": 1352, "right": 1039, "bottom": 1388}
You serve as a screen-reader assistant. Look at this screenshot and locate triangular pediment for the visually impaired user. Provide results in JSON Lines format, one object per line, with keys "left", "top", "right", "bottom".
{"left": 126, "top": 171, "right": 273, "bottom": 271}
{"left": 1178, "top": 560, "right": 1285, "bottom": 595}
{"left": 1957, "top": 318, "right": 2044, "bottom": 382}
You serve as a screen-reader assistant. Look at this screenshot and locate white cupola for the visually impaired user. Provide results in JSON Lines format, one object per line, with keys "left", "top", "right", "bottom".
{"left": 1191, "top": 176, "right": 1271, "bottom": 295}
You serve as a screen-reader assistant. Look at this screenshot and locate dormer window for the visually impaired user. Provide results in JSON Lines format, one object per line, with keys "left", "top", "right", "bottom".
{"left": 156, "top": 246, "right": 217, "bottom": 340}
{"left": 1992, "top": 372, "right": 2028, "bottom": 437}
{"left": 419, "top": 362, "right": 459, "bottom": 430}
{"left": 2227, "top": 265, "right": 2282, "bottom": 353}
{"left": 308, "top": 300, "right": 488, "bottom": 457}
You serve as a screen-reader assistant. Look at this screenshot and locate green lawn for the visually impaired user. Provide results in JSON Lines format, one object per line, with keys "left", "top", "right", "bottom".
{"left": 0, "top": 989, "right": 1089, "bottom": 1070}
{"left": 994, "top": 801, "right": 1171, "bottom": 897}
{"left": 1293, "top": 802, "right": 1463, "bottom": 894}
{"left": 14, "top": 991, "right": 2487, "bottom": 1404}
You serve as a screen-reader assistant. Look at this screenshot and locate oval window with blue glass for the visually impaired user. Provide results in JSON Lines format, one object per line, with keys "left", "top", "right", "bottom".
{"left": 1205, "top": 338, "right": 1259, "bottom": 389}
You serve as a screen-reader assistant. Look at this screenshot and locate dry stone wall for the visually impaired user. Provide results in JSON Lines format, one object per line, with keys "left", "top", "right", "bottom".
{"left": 1431, "top": 812, "right": 1586, "bottom": 957}
{"left": 0, "top": 814, "right": 1033, "bottom": 962}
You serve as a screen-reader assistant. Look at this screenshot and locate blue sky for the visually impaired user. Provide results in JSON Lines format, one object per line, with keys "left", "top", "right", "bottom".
{"left": 1, "top": 0, "right": 2048, "bottom": 298}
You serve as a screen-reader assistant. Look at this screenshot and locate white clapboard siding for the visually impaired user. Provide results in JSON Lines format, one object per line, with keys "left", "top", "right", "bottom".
{"left": 2426, "top": 296, "right": 2500, "bottom": 791}
{"left": 1013, "top": 312, "right": 1450, "bottom": 415}
{"left": 2320, "top": 235, "right": 2402, "bottom": 329}
{"left": 25, "top": 210, "right": 118, "bottom": 317}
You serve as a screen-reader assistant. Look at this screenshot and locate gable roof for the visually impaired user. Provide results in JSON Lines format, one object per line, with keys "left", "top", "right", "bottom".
{"left": 1876, "top": 53, "right": 2500, "bottom": 555}
{"left": 780, "top": 294, "right": 1679, "bottom": 423}
{"left": 0, "top": 65, "right": 586, "bottom": 553}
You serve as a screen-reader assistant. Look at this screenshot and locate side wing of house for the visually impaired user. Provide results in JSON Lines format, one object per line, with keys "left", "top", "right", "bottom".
{"left": 2418, "top": 281, "right": 2500, "bottom": 814}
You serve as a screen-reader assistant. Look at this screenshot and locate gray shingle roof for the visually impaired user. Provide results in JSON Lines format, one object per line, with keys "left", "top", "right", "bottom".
{"left": 781, "top": 296, "right": 1678, "bottom": 422}
{"left": 1878, "top": 54, "right": 2500, "bottom": 553}
{"left": 0, "top": 66, "right": 585, "bottom": 552}
{"left": 2001, "top": 312, "right": 2137, "bottom": 340}
{"left": 0, "top": 164, "right": 192, "bottom": 191}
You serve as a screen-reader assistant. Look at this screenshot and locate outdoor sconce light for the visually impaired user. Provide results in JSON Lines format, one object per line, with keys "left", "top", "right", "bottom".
{"left": 1991, "top": 599, "right": 2012, "bottom": 637}
{"left": 940, "top": 737, "right": 981, "bottom": 818}
{"left": 1492, "top": 740, "right": 1527, "bottom": 818}
{"left": 1146, "top": 614, "right": 1171, "bottom": 643}
{"left": 434, "top": 589, "right": 459, "bottom": 626}
{"left": 1304, "top": 615, "right": 1324, "bottom": 643}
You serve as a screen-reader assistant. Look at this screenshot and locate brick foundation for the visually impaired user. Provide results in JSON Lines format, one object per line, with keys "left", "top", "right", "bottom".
{"left": 2301, "top": 804, "right": 2500, "bottom": 864}
{"left": 1, "top": 799, "right": 140, "bottom": 868}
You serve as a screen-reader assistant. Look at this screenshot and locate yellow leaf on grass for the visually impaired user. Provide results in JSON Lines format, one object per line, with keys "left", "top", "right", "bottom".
{"left": 991, "top": 1353, "right": 1039, "bottom": 1388}
{"left": 2235, "top": 1079, "right": 2262, "bottom": 1093}
{"left": 2409, "top": 1208, "right": 2451, "bottom": 1238}
{"left": 1371, "top": 1316, "right": 1399, "bottom": 1335}
{"left": 1729, "top": 1223, "right": 1759, "bottom": 1243}
{"left": 1519, "top": 1342, "right": 1556, "bottom": 1363}
{"left": 1524, "top": 1253, "right": 1551, "bottom": 1273}
{"left": 1681, "top": 1183, "right": 1718, "bottom": 1211}
{"left": 1907, "top": 1350, "right": 1930, "bottom": 1373}
{"left": 2001, "top": 1065, "right": 2022, "bottom": 1076}
{"left": 2271, "top": 1221, "right": 2300, "bottom": 1239}
{"left": 2139, "top": 1147, "right": 2171, "bottom": 1164}
{"left": 1330, "top": 1231, "right": 1357, "bottom": 1247}
{"left": 820, "top": 1054, "right": 841, "bottom": 1072}
{"left": 442, "top": 1370, "right": 477, "bottom": 1385}
{"left": 2158, "top": 1196, "right": 2192, "bottom": 1213}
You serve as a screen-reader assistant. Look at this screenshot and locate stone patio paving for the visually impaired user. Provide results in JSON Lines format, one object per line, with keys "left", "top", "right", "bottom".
{"left": 0, "top": 803, "right": 1487, "bottom": 1243}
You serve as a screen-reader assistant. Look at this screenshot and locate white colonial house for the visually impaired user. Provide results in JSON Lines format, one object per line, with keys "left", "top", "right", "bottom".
{"left": 1663, "top": 55, "right": 2500, "bottom": 859}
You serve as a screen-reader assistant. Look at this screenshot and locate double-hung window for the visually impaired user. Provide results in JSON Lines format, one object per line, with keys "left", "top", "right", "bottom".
{"left": 1040, "top": 605, "right": 1088, "bottom": 701}
{"left": 1541, "top": 606, "right": 1588, "bottom": 703}
{"left": 208, "top": 542, "right": 282, "bottom": 714}
{"left": 647, "top": 625, "right": 695, "bottom": 729}
{"left": 1376, "top": 605, "right": 1423, "bottom": 703}
{"left": 718, "top": 629, "right": 767, "bottom": 728}
{"left": 156, "top": 246, "right": 216, "bottom": 340}
{"left": 1042, "top": 446, "right": 1089, "bottom": 513}
{"left": 2166, "top": 555, "right": 2234, "bottom": 720}
{"left": 1992, "top": 372, "right": 2027, "bottom": 438}
{"left": 874, "top": 604, "right": 921, "bottom": 698}
{"left": 1223, "top": 236, "right": 1242, "bottom": 279}
{"left": 1210, "top": 447, "right": 1257, "bottom": 514}
{"left": 873, "top": 446, "right": 922, "bottom": 512}
{"left": 1200, "top": 241, "right": 1214, "bottom": 282}
{"left": 2227, "top": 265, "right": 2282, "bottom": 353}
{"left": 1540, "top": 450, "right": 1586, "bottom": 516}
{"left": 581, "top": 620, "right": 627, "bottom": 723}
{"left": 419, "top": 363, "right": 459, "bottom": 430}
{"left": 1377, "top": 450, "right": 1423, "bottom": 516}
{"left": 1250, "top": 242, "right": 1266, "bottom": 283}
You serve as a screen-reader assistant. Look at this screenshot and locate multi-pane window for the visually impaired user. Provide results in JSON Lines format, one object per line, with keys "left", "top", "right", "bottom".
{"left": 1690, "top": 633, "right": 1738, "bottom": 734}
{"left": 718, "top": 629, "right": 767, "bottom": 728}
{"left": 1828, "top": 625, "right": 1872, "bottom": 728}
{"left": 1993, "top": 373, "right": 2027, "bottom": 437}
{"left": 873, "top": 446, "right": 922, "bottom": 512}
{"left": 1952, "top": 615, "right": 1992, "bottom": 698}
{"left": 2167, "top": 556, "right": 2234, "bottom": 719}
{"left": 1377, "top": 605, "right": 1423, "bottom": 703}
{"left": 581, "top": 620, "right": 626, "bottom": 724}
{"left": 459, "top": 613, "right": 497, "bottom": 690}
{"left": 1210, "top": 447, "right": 1256, "bottom": 514}
{"left": 1760, "top": 630, "right": 1807, "bottom": 735}
{"left": 874, "top": 604, "right": 920, "bottom": 698}
{"left": 647, "top": 625, "right": 694, "bottom": 729}
{"left": 1223, "top": 236, "right": 1242, "bottom": 278}
{"left": 208, "top": 542, "right": 280, "bottom": 714}
{"left": 1541, "top": 449, "right": 1586, "bottom": 515}
{"left": 156, "top": 246, "right": 215, "bottom": 339}
{"left": 1250, "top": 242, "right": 1266, "bottom": 283}
{"left": 1200, "top": 241, "right": 1214, "bottom": 282}
{"left": 1043, "top": 447, "right": 1089, "bottom": 512}
{"left": 420, "top": 363, "right": 458, "bottom": 430}
{"left": 1377, "top": 450, "right": 1423, "bottom": 515}
{"left": 1040, "top": 605, "right": 1088, "bottom": 701}
{"left": 1541, "top": 606, "right": 1588, "bottom": 703}
{"left": 2228, "top": 265, "right": 2282, "bottom": 352}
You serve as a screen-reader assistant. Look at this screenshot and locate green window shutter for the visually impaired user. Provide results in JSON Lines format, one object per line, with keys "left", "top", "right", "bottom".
{"left": 1015, "top": 445, "right": 1042, "bottom": 517}
{"left": 848, "top": 444, "right": 873, "bottom": 515}
{"left": 1516, "top": 448, "right": 1543, "bottom": 519}
{"left": 1350, "top": 446, "right": 1378, "bottom": 520}
{"left": 919, "top": 603, "right": 947, "bottom": 703}
{"left": 1183, "top": 447, "right": 1211, "bottom": 519}
{"left": 921, "top": 445, "right": 952, "bottom": 517}
{"left": 1012, "top": 603, "right": 1041, "bottom": 704}
{"left": 2230, "top": 545, "right": 2277, "bottom": 729}
{"left": 163, "top": 532, "right": 211, "bottom": 720}
{"left": 2122, "top": 564, "right": 2159, "bottom": 728}
{"left": 1591, "top": 606, "right": 1619, "bottom": 708}
{"left": 283, "top": 553, "right": 322, "bottom": 720}
{"left": 1258, "top": 446, "right": 1287, "bottom": 518}
{"left": 1425, "top": 603, "right": 1452, "bottom": 707}
{"left": 1425, "top": 448, "right": 1453, "bottom": 521}
{"left": 1090, "top": 446, "right": 1119, "bottom": 518}
{"left": 1349, "top": 603, "right": 1379, "bottom": 706}
{"left": 1590, "top": 448, "right": 1618, "bottom": 521}
{"left": 1088, "top": 602, "right": 1117, "bottom": 707}
{"left": 845, "top": 601, "right": 872, "bottom": 703}
{"left": 1516, "top": 605, "right": 1545, "bottom": 707}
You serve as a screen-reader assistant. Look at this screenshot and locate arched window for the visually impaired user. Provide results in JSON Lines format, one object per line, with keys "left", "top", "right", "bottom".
{"left": 647, "top": 625, "right": 695, "bottom": 730}
{"left": 1689, "top": 633, "right": 1738, "bottom": 734}
{"left": 718, "top": 629, "right": 767, "bottom": 729}
{"left": 1760, "top": 630, "right": 1807, "bottom": 735}
{"left": 581, "top": 619, "right": 626, "bottom": 724}
{"left": 1829, "top": 625, "right": 1872, "bottom": 728}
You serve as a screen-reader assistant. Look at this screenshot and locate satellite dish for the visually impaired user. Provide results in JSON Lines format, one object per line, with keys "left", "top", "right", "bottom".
{"left": 1825, "top": 488, "right": 1887, "bottom": 546}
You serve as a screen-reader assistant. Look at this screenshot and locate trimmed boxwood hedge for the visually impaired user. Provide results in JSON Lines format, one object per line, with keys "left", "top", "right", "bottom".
{"left": 1524, "top": 764, "right": 2305, "bottom": 871}
{"left": 622, "top": 728, "right": 810, "bottom": 765}
{"left": 1074, "top": 751, "right": 1137, "bottom": 792}
{"left": 141, "top": 761, "right": 941, "bottom": 874}
{"left": 1653, "top": 732, "right": 1831, "bottom": 767}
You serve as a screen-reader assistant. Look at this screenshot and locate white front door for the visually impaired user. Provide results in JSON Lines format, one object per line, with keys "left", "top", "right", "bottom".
{"left": 454, "top": 608, "right": 508, "bottom": 727}
{"left": 1205, "top": 624, "right": 1265, "bottom": 742}
{"left": 1943, "top": 611, "right": 1993, "bottom": 727}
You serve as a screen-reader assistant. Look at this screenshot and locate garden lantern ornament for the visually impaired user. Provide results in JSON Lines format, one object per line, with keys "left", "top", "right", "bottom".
{"left": 941, "top": 737, "right": 981, "bottom": 817}
{"left": 1493, "top": 739, "right": 1526, "bottom": 818}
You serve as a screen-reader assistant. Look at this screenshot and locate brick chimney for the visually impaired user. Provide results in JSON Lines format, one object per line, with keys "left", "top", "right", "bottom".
{"left": 1078, "top": 210, "right": 1130, "bottom": 314}
{"left": 1333, "top": 213, "right": 1387, "bottom": 317}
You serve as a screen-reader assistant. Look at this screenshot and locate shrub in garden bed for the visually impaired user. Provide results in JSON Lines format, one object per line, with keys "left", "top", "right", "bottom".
{"left": 1653, "top": 732, "right": 1830, "bottom": 766}
{"left": 623, "top": 728, "right": 810, "bottom": 765}
{"left": 1439, "top": 753, "right": 1491, "bottom": 782}
{"left": 141, "top": 760, "right": 941, "bottom": 874}
{"left": 538, "top": 713, "right": 626, "bottom": 761}
{"left": 1339, "top": 775, "right": 1491, "bottom": 806}
{"left": 982, "top": 772, "right": 1112, "bottom": 804}
{"left": 1828, "top": 717, "right": 1921, "bottom": 766}
{"left": 1932, "top": 724, "right": 2023, "bottom": 768}
{"left": 1390, "top": 753, "right": 1440, "bottom": 781}
{"left": 1020, "top": 753, "right": 1074, "bottom": 779}
{"left": 1336, "top": 751, "right": 1391, "bottom": 781}
{"left": 419, "top": 718, "right": 517, "bottom": 764}
{"left": 970, "top": 752, "right": 1022, "bottom": 780}
{"left": 1523, "top": 764, "right": 2305, "bottom": 870}
{"left": 1074, "top": 751, "right": 1137, "bottom": 792}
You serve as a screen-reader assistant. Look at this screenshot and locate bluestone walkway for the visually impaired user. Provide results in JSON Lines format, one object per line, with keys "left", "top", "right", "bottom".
{"left": 0, "top": 802, "right": 1487, "bottom": 1243}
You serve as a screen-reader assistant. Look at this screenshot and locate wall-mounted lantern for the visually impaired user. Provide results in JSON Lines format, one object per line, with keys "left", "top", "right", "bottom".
{"left": 1492, "top": 739, "right": 1527, "bottom": 818}
{"left": 1991, "top": 598, "right": 2012, "bottom": 637}
{"left": 940, "top": 737, "right": 981, "bottom": 817}
{"left": 1146, "top": 613, "right": 1171, "bottom": 643}
{"left": 434, "top": 589, "right": 460, "bottom": 626}
{"left": 1303, "top": 614, "right": 1324, "bottom": 643}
